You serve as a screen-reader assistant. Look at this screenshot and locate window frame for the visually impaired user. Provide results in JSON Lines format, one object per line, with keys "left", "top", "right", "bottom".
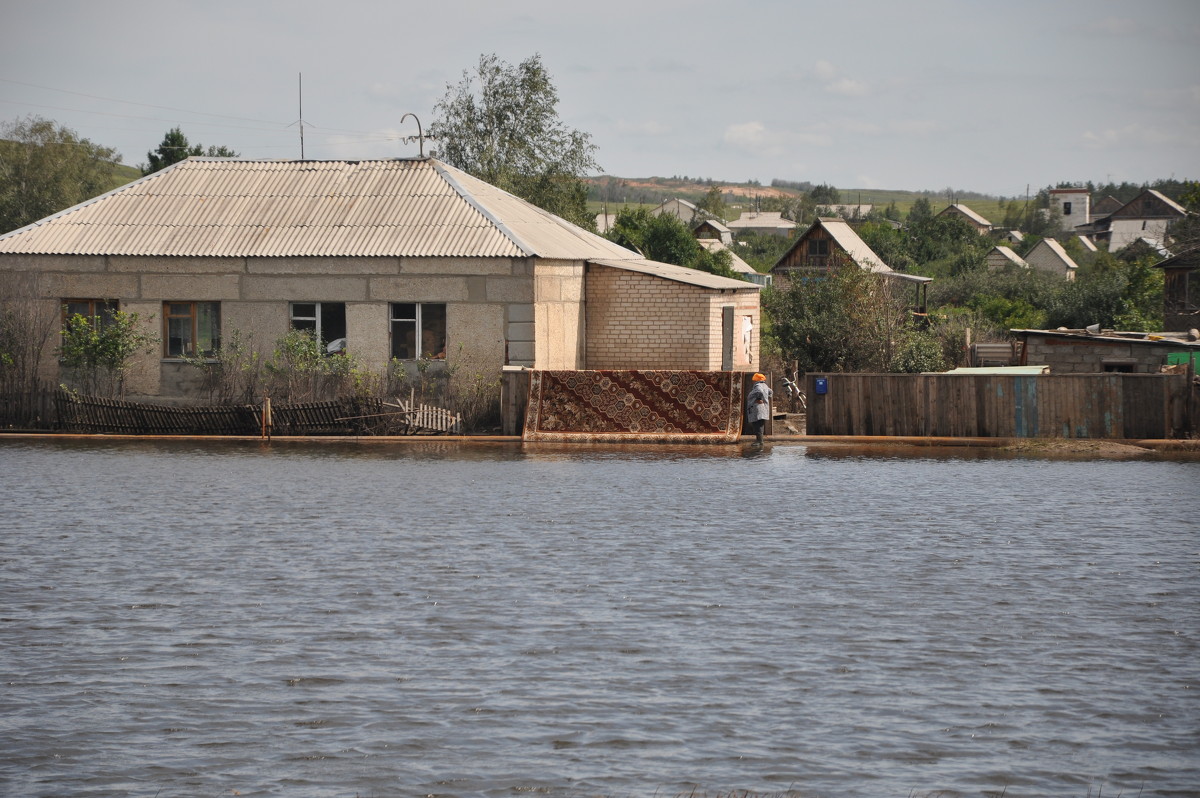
{"left": 62, "top": 298, "right": 118, "bottom": 330}
{"left": 162, "top": 301, "right": 221, "bottom": 358}
{"left": 390, "top": 302, "right": 447, "bottom": 361}
{"left": 289, "top": 301, "right": 347, "bottom": 354}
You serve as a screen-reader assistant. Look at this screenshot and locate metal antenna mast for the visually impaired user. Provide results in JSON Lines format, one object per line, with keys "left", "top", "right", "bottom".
{"left": 298, "top": 73, "right": 305, "bottom": 159}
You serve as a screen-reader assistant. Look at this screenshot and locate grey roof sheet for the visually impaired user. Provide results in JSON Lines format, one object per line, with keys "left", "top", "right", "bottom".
{"left": 0, "top": 157, "right": 639, "bottom": 261}
{"left": 589, "top": 257, "right": 760, "bottom": 291}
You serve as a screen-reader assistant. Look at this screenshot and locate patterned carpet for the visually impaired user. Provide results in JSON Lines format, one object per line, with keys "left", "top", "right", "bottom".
{"left": 523, "top": 370, "right": 744, "bottom": 443}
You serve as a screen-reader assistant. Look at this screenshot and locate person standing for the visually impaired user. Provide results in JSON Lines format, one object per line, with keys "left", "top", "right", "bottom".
{"left": 746, "top": 372, "right": 772, "bottom": 445}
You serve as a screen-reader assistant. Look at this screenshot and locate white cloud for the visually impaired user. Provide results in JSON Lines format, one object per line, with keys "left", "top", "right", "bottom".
{"left": 827, "top": 78, "right": 868, "bottom": 97}
{"left": 814, "top": 60, "right": 837, "bottom": 80}
{"left": 724, "top": 121, "right": 837, "bottom": 156}
{"left": 811, "top": 60, "right": 870, "bottom": 97}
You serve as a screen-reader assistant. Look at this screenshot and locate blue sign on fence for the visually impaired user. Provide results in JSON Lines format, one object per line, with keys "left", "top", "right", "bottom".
{"left": 814, "top": 377, "right": 828, "bottom": 395}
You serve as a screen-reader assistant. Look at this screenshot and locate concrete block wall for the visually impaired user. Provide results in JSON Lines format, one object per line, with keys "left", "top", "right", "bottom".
{"left": 0, "top": 253, "right": 533, "bottom": 398}
{"left": 1023, "top": 336, "right": 1167, "bottom": 374}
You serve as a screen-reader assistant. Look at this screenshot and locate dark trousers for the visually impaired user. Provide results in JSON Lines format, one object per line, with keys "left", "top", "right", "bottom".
{"left": 751, "top": 419, "right": 765, "bottom": 443}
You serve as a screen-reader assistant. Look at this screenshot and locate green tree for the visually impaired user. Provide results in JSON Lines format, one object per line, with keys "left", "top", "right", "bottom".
{"left": 142, "top": 126, "right": 238, "bottom": 175}
{"left": 696, "top": 185, "right": 726, "bottom": 221}
{"left": 0, "top": 116, "right": 120, "bottom": 233}
{"left": 59, "top": 309, "right": 158, "bottom": 397}
{"left": 810, "top": 183, "right": 841, "bottom": 204}
{"left": 430, "top": 53, "right": 600, "bottom": 229}
{"left": 606, "top": 207, "right": 741, "bottom": 280}
{"left": 764, "top": 257, "right": 938, "bottom": 373}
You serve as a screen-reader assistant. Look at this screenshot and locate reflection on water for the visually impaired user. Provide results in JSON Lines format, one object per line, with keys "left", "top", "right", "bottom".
{"left": 1, "top": 437, "right": 1198, "bottom": 798}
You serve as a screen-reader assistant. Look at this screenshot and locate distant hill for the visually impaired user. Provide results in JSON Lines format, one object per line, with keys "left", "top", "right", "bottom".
{"left": 110, "top": 162, "right": 141, "bottom": 190}
{"left": 585, "top": 175, "right": 1012, "bottom": 224}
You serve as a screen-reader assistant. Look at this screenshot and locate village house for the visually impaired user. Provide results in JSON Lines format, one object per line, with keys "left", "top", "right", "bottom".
{"left": 692, "top": 218, "right": 732, "bottom": 245}
{"left": 1155, "top": 247, "right": 1200, "bottom": 333}
{"left": 1048, "top": 187, "right": 1091, "bottom": 231}
{"left": 770, "top": 217, "right": 931, "bottom": 316}
{"left": 696, "top": 238, "right": 771, "bottom": 287}
{"left": 985, "top": 245, "right": 1029, "bottom": 271}
{"left": 727, "top": 211, "right": 795, "bottom": 238}
{"left": 1024, "top": 238, "right": 1079, "bottom": 280}
{"left": 937, "top": 203, "right": 993, "bottom": 234}
{"left": 1088, "top": 189, "right": 1189, "bottom": 250}
{"left": 0, "top": 157, "right": 761, "bottom": 400}
{"left": 650, "top": 197, "right": 700, "bottom": 223}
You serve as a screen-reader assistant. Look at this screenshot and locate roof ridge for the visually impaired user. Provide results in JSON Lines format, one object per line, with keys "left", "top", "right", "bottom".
{"left": 430, "top": 161, "right": 536, "bottom": 257}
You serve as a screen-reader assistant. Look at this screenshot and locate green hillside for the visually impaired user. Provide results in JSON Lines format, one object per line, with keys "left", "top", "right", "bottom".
{"left": 585, "top": 176, "right": 1015, "bottom": 224}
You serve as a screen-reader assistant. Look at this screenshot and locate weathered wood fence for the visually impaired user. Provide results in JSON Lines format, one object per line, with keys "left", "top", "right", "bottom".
{"left": 805, "top": 373, "right": 1195, "bottom": 439}
{"left": 0, "top": 389, "right": 462, "bottom": 436}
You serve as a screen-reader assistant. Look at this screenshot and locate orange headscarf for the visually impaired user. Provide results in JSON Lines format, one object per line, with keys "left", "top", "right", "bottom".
{"left": 752, "top": 373, "right": 766, "bottom": 383}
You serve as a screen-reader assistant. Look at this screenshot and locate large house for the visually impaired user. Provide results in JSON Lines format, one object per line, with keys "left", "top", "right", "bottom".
{"left": 1091, "top": 190, "right": 1189, "bottom": 250}
{"left": 770, "top": 217, "right": 931, "bottom": 315}
{"left": 0, "top": 157, "right": 761, "bottom": 399}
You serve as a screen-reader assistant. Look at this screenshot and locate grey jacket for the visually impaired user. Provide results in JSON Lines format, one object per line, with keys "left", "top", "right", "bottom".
{"left": 746, "top": 381, "right": 772, "bottom": 423}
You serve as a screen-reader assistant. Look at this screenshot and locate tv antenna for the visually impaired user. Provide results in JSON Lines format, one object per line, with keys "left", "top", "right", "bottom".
{"left": 399, "top": 113, "right": 428, "bottom": 157}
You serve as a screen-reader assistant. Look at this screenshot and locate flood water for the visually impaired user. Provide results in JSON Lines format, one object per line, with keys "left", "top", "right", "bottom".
{"left": 1, "top": 437, "right": 1198, "bottom": 798}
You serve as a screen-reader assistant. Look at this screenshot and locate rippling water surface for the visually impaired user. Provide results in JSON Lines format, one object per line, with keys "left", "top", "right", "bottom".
{"left": 1, "top": 438, "right": 1197, "bottom": 798}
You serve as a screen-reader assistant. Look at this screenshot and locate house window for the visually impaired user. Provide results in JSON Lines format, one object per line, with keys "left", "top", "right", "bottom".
{"left": 63, "top": 299, "right": 118, "bottom": 329}
{"left": 809, "top": 238, "right": 830, "bottom": 257}
{"left": 290, "top": 302, "right": 347, "bottom": 354}
{"left": 391, "top": 303, "right": 446, "bottom": 360}
{"left": 163, "top": 302, "right": 220, "bottom": 357}
{"left": 1063, "top": 201, "right": 1072, "bottom": 216}
{"left": 1102, "top": 360, "right": 1136, "bottom": 373}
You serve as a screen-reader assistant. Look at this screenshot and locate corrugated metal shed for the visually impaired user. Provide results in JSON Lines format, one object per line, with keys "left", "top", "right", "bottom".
{"left": 0, "top": 157, "right": 639, "bottom": 262}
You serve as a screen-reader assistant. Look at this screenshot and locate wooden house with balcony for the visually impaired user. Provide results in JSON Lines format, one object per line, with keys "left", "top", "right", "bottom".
{"left": 770, "top": 217, "right": 931, "bottom": 319}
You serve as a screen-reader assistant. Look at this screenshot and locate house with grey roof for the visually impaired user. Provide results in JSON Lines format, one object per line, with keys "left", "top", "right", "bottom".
{"left": 1024, "top": 238, "right": 1079, "bottom": 280}
{"left": 650, "top": 197, "right": 699, "bottom": 223}
{"left": 985, "top": 245, "right": 1029, "bottom": 271}
{"left": 693, "top": 218, "right": 732, "bottom": 245}
{"left": 727, "top": 211, "right": 795, "bottom": 237}
{"left": 937, "top": 203, "right": 993, "bottom": 234}
{"left": 770, "top": 217, "right": 931, "bottom": 315}
{"left": 1090, "top": 189, "right": 1189, "bottom": 250}
{"left": 0, "top": 157, "right": 761, "bottom": 400}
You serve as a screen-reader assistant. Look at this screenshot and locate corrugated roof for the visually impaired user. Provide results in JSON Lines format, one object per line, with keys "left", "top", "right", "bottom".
{"left": 989, "top": 245, "right": 1029, "bottom": 267}
{"left": 589, "top": 257, "right": 760, "bottom": 291}
{"left": 0, "top": 157, "right": 639, "bottom": 262}
{"left": 817, "top": 218, "right": 892, "bottom": 274}
{"left": 1030, "top": 238, "right": 1079, "bottom": 270}
{"left": 727, "top": 211, "right": 794, "bottom": 230}
{"left": 940, "top": 203, "right": 992, "bottom": 227}
{"left": 697, "top": 238, "right": 756, "bottom": 276}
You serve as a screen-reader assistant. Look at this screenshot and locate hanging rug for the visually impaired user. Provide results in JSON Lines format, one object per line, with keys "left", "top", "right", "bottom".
{"left": 523, "top": 370, "right": 743, "bottom": 443}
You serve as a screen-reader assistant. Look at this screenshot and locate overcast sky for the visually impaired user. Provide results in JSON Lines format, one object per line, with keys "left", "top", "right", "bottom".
{"left": 2, "top": 0, "right": 1197, "bottom": 198}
